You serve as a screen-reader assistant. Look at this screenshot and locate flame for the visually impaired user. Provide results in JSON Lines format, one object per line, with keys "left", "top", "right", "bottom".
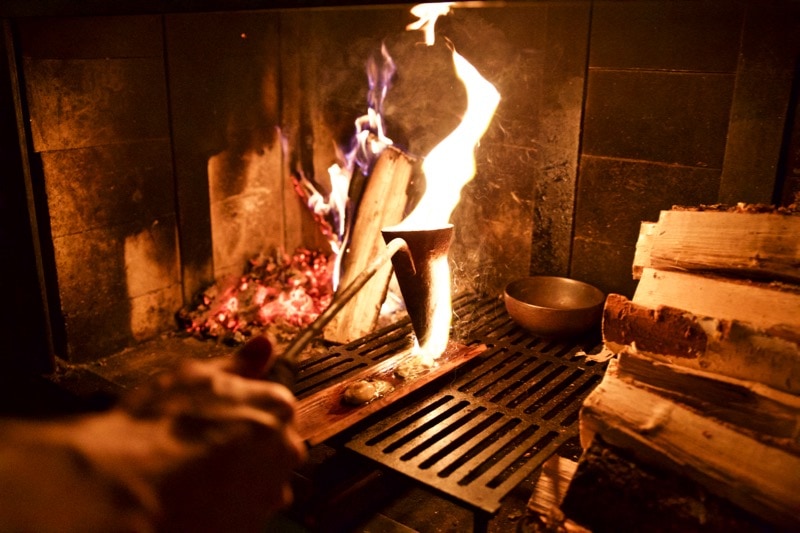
{"left": 399, "top": 3, "right": 500, "bottom": 360}
{"left": 399, "top": 48, "right": 500, "bottom": 230}
{"left": 406, "top": 3, "right": 454, "bottom": 46}
{"left": 290, "top": 4, "right": 500, "bottom": 365}
{"left": 419, "top": 253, "right": 452, "bottom": 362}
{"left": 295, "top": 44, "right": 397, "bottom": 289}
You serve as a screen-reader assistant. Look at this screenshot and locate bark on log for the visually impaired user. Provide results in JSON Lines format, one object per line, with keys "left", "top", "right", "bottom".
{"left": 603, "top": 293, "right": 800, "bottom": 394}
{"left": 323, "top": 146, "right": 414, "bottom": 344}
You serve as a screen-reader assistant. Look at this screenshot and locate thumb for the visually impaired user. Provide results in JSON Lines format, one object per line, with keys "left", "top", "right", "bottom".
{"left": 224, "top": 334, "right": 276, "bottom": 378}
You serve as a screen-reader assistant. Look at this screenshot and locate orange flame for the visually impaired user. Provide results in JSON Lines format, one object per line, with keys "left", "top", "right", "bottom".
{"left": 399, "top": 3, "right": 500, "bottom": 360}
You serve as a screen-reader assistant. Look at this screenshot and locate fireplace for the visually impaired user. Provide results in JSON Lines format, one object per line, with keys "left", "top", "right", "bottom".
{"left": 0, "top": 2, "right": 799, "bottom": 528}
{"left": 3, "top": 0, "right": 796, "bottom": 373}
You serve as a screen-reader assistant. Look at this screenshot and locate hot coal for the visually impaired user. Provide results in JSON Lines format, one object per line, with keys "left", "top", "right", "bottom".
{"left": 176, "top": 248, "right": 334, "bottom": 345}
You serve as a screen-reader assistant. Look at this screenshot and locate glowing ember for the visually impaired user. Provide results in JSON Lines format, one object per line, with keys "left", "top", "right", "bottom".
{"left": 177, "top": 248, "right": 333, "bottom": 345}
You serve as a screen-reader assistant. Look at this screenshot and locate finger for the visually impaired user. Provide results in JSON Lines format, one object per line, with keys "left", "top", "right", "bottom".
{"left": 233, "top": 379, "right": 298, "bottom": 422}
{"left": 224, "top": 334, "right": 276, "bottom": 378}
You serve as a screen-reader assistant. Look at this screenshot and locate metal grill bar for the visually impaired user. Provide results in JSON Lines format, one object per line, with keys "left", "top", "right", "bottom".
{"left": 295, "top": 293, "right": 607, "bottom": 516}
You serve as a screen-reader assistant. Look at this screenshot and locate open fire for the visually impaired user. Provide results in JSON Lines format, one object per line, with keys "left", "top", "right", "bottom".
{"left": 180, "top": 2, "right": 500, "bottom": 360}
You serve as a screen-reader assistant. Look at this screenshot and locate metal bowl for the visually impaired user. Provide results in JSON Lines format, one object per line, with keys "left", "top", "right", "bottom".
{"left": 503, "top": 276, "right": 605, "bottom": 338}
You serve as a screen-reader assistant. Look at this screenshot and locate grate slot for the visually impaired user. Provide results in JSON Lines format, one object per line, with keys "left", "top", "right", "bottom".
{"left": 294, "top": 360, "right": 366, "bottom": 397}
{"left": 400, "top": 405, "right": 489, "bottom": 462}
{"left": 357, "top": 331, "right": 412, "bottom": 360}
{"left": 290, "top": 294, "right": 612, "bottom": 515}
{"left": 456, "top": 422, "right": 541, "bottom": 486}
{"left": 436, "top": 416, "right": 522, "bottom": 478}
{"left": 555, "top": 373, "right": 604, "bottom": 427}
{"left": 418, "top": 411, "right": 505, "bottom": 470}
{"left": 543, "top": 371, "right": 602, "bottom": 422}
{"left": 365, "top": 395, "right": 455, "bottom": 448}
{"left": 460, "top": 349, "right": 530, "bottom": 396}
{"left": 493, "top": 361, "right": 557, "bottom": 406}
{"left": 381, "top": 400, "right": 472, "bottom": 454}
{"left": 518, "top": 367, "right": 579, "bottom": 412}
{"left": 486, "top": 430, "right": 559, "bottom": 489}
{"left": 486, "top": 429, "right": 572, "bottom": 496}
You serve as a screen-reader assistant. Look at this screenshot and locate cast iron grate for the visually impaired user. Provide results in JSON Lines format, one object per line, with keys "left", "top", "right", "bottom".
{"left": 294, "top": 293, "right": 607, "bottom": 516}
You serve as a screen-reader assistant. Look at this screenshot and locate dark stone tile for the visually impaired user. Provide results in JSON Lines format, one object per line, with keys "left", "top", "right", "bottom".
{"left": 446, "top": 3, "right": 591, "bottom": 284}
{"left": 532, "top": 2, "right": 591, "bottom": 276}
{"left": 16, "top": 16, "right": 162, "bottom": 59}
{"left": 780, "top": 176, "right": 800, "bottom": 207}
{"left": 571, "top": 156, "right": 721, "bottom": 296}
{"left": 574, "top": 155, "right": 721, "bottom": 245}
{"left": 582, "top": 70, "right": 734, "bottom": 168}
{"left": 25, "top": 57, "right": 169, "bottom": 151}
{"left": 53, "top": 218, "right": 181, "bottom": 362}
{"left": 719, "top": 5, "right": 800, "bottom": 204}
{"left": 53, "top": 226, "right": 130, "bottom": 362}
{"left": 570, "top": 238, "right": 638, "bottom": 299}
{"left": 590, "top": 1, "right": 741, "bottom": 72}
{"left": 41, "top": 140, "right": 174, "bottom": 238}
{"left": 53, "top": 218, "right": 180, "bottom": 310}
{"left": 451, "top": 144, "right": 535, "bottom": 297}
{"left": 62, "top": 298, "right": 134, "bottom": 363}
{"left": 449, "top": 3, "right": 591, "bottom": 292}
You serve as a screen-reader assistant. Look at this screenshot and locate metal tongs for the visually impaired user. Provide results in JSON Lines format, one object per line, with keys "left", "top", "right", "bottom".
{"left": 266, "top": 237, "right": 411, "bottom": 386}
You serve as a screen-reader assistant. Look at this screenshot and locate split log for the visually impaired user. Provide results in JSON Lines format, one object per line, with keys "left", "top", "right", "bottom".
{"left": 323, "top": 146, "right": 414, "bottom": 344}
{"left": 633, "top": 267, "right": 800, "bottom": 331}
{"left": 614, "top": 352, "right": 800, "bottom": 454}
{"left": 526, "top": 456, "right": 579, "bottom": 520}
{"left": 559, "top": 438, "right": 777, "bottom": 532}
{"left": 603, "top": 293, "right": 800, "bottom": 394}
{"left": 632, "top": 209, "right": 800, "bottom": 283}
{"left": 579, "top": 360, "right": 800, "bottom": 530}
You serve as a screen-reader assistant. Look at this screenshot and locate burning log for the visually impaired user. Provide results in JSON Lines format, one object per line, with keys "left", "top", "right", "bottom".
{"left": 572, "top": 205, "right": 800, "bottom": 531}
{"left": 323, "top": 145, "right": 414, "bottom": 344}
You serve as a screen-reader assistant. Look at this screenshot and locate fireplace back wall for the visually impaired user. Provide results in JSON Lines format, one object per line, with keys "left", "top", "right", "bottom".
{"left": 3, "top": 1, "right": 798, "bottom": 367}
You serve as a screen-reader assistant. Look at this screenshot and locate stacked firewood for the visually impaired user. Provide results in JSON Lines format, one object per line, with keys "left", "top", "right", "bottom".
{"left": 578, "top": 204, "right": 800, "bottom": 530}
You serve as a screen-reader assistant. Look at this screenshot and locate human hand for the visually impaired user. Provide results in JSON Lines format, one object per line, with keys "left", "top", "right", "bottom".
{"left": 117, "top": 334, "right": 307, "bottom": 531}
{"left": 0, "top": 336, "right": 305, "bottom": 533}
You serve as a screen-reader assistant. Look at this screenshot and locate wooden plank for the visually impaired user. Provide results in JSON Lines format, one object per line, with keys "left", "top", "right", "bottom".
{"left": 580, "top": 360, "right": 800, "bottom": 530}
{"left": 323, "top": 146, "right": 413, "bottom": 344}
{"left": 615, "top": 352, "right": 800, "bottom": 454}
{"left": 632, "top": 210, "right": 800, "bottom": 283}
{"left": 603, "top": 293, "right": 800, "bottom": 394}
{"left": 296, "top": 341, "right": 486, "bottom": 446}
{"left": 633, "top": 268, "right": 800, "bottom": 331}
